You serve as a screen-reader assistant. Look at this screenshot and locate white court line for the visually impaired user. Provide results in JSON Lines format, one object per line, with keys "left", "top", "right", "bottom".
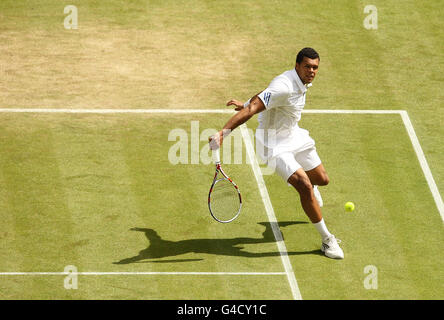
{"left": 303, "top": 109, "right": 405, "bottom": 114}
{"left": 0, "top": 108, "right": 403, "bottom": 114}
{"left": 0, "top": 272, "right": 286, "bottom": 276}
{"left": 240, "top": 124, "right": 302, "bottom": 300}
{"left": 400, "top": 111, "right": 444, "bottom": 222}
{"left": 0, "top": 108, "right": 235, "bottom": 114}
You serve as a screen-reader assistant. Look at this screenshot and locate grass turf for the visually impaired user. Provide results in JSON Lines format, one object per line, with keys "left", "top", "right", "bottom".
{"left": 0, "top": 0, "right": 442, "bottom": 299}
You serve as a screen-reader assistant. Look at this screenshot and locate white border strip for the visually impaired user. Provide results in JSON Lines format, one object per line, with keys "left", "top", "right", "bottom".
{"left": 0, "top": 108, "right": 236, "bottom": 114}
{"left": 0, "top": 108, "right": 405, "bottom": 114}
{"left": 0, "top": 272, "right": 286, "bottom": 276}
{"left": 240, "top": 124, "right": 302, "bottom": 300}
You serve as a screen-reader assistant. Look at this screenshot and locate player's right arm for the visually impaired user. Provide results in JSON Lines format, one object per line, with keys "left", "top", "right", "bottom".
{"left": 209, "top": 94, "right": 265, "bottom": 149}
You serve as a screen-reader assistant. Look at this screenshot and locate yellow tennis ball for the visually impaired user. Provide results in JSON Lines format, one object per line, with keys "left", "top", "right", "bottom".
{"left": 345, "top": 202, "right": 355, "bottom": 212}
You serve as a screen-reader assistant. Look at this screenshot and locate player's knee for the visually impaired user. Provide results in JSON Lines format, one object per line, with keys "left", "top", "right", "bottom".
{"left": 312, "top": 169, "right": 329, "bottom": 186}
{"left": 288, "top": 173, "right": 313, "bottom": 196}
{"left": 319, "top": 173, "right": 329, "bottom": 186}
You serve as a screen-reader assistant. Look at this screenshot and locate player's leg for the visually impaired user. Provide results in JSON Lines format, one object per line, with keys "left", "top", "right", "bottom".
{"left": 275, "top": 150, "right": 344, "bottom": 259}
{"left": 273, "top": 151, "right": 323, "bottom": 223}
{"left": 297, "top": 148, "right": 329, "bottom": 207}
{"left": 287, "top": 168, "right": 322, "bottom": 223}
{"left": 274, "top": 152, "right": 326, "bottom": 225}
{"left": 305, "top": 163, "right": 329, "bottom": 186}
{"left": 306, "top": 163, "right": 329, "bottom": 207}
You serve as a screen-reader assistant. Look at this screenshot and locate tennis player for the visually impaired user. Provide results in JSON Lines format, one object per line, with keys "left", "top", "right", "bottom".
{"left": 209, "top": 48, "right": 344, "bottom": 259}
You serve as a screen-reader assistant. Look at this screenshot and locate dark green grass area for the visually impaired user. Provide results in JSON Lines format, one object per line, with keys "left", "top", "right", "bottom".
{"left": 264, "top": 114, "right": 444, "bottom": 299}
{"left": 0, "top": 274, "right": 290, "bottom": 300}
{"left": 1, "top": 113, "right": 442, "bottom": 299}
{"left": 0, "top": 113, "right": 294, "bottom": 299}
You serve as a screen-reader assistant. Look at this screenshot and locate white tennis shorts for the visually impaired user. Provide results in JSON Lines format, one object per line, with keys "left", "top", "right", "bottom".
{"left": 270, "top": 147, "right": 321, "bottom": 182}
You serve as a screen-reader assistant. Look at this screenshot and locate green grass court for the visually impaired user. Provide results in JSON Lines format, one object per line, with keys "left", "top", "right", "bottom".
{"left": 0, "top": 0, "right": 443, "bottom": 300}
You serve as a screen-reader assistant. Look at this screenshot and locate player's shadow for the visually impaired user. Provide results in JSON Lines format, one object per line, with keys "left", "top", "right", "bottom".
{"left": 113, "top": 221, "right": 322, "bottom": 264}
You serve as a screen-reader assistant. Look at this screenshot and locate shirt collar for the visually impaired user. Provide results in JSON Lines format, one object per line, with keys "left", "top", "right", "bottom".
{"left": 292, "top": 68, "right": 312, "bottom": 92}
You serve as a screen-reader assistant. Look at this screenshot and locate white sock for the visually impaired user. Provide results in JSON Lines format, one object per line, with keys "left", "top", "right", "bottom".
{"left": 313, "top": 219, "right": 332, "bottom": 240}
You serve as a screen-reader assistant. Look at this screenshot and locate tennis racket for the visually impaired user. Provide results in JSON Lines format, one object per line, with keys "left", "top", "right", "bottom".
{"left": 208, "top": 148, "right": 242, "bottom": 223}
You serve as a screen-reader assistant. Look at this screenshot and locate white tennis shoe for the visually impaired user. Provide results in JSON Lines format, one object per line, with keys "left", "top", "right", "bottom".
{"left": 321, "top": 235, "right": 344, "bottom": 259}
{"left": 313, "top": 185, "right": 323, "bottom": 207}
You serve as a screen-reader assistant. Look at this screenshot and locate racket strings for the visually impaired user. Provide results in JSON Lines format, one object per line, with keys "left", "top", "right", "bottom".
{"left": 209, "top": 178, "right": 241, "bottom": 222}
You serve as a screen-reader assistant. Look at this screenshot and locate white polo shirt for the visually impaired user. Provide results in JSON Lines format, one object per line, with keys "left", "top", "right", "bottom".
{"left": 255, "top": 68, "right": 315, "bottom": 160}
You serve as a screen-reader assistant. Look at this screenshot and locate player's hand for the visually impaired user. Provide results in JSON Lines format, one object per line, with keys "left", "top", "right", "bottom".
{"left": 209, "top": 131, "right": 223, "bottom": 150}
{"left": 226, "top": 99, "right": 244, "bottom": 111}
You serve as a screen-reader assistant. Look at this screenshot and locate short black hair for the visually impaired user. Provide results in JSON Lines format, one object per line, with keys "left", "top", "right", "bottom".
{"left": 296, "top": 47, "right": 320, "bottom": 64}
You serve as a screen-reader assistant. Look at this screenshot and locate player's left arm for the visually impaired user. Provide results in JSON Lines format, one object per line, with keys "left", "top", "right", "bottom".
{"left": 209, "top": 95, "right": 265, "bottom": 149}
{"left": 226, "top": 91, "right": 263, "bottom": 111}
{"left": 223, "top": 95, "right": 265, "bottom": 131}
{"left": 210, "top": 77, "right": 289, "bottom": 149}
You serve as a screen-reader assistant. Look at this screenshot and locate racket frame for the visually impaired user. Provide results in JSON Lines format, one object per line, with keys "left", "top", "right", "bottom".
{"left": 208, "top": 149, "right": 242, "bottom": 223}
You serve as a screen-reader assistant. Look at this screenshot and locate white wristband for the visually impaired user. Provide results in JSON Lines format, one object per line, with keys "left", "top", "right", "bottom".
{"left": 243, "top": 99, "right": 251, "bottom": 108}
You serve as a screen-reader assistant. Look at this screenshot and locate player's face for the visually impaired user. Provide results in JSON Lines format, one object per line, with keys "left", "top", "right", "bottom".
{"left": 295, "top": 57, "right": 319, "bottom": 84}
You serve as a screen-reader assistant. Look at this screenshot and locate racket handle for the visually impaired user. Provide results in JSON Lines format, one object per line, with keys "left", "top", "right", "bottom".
{"left": 212, "top": 148, "right": 220, "bottom": 164}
